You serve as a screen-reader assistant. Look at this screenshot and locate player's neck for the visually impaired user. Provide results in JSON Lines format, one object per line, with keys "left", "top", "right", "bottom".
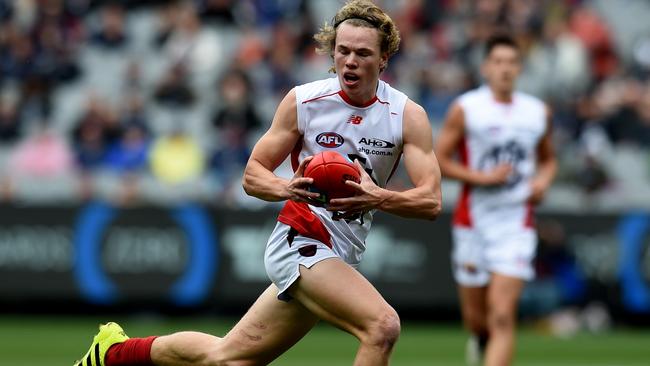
{"left": 339, "top": 87, "right": 378, "bottom": 108}
{"left": 489, "top": 86, "right": 513, "bottom": 104}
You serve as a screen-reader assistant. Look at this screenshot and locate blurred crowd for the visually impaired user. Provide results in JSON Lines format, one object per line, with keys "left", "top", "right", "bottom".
{"left": 1, "top": 0, "right": 650, "bottom": 209}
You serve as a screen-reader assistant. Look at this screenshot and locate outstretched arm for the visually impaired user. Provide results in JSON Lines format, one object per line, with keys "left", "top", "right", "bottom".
{"left": 327, "top": 100, "right": 442, "bottom": 220}
{"left": 242, "top": 89, "right": 319, "bottom": 204}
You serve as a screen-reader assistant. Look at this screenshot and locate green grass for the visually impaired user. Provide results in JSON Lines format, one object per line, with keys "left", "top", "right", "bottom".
{"left": 0, "top": 315, "right": 648, "bottom": 365}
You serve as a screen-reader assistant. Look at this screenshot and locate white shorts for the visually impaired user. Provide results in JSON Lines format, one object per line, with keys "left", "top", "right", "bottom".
{"left": 452, "top": 224, "right": 537, "bottom": 287}
{"left": 264, "top": 222, "right": 341, "bottom": 301}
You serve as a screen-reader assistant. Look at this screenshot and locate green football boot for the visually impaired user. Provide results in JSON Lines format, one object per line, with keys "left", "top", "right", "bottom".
{"left": 73, "top": 322, "right": 129, "bottom": 366}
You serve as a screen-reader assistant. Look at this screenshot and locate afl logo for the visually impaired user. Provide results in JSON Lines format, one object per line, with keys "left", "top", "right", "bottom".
{"left": 316, "top": 132, "right": 344, "bottom": 148}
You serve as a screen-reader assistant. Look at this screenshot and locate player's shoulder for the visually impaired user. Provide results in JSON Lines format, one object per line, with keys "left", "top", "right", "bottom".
{"left": 514, "top": 91, "right": 546, "bottom": 112}
{"left": 377, "top": 80, "right": 410, "bottom": 117}
{"left": 295, "top": 77, "right": 339, "bottom": 104}
{"left": 402, "top": 99, "right": 430, "bottom": 132}
{"left": 456, "top": 86, "right": 489, "bottom": 108}
{"left": 403, "top": 98, "right": 426, "bottom": 117}
{"left": 378, "top": 79, "right": 408, "bottom": 101}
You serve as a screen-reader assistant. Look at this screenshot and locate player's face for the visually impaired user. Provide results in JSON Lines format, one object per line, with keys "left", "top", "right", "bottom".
{"left": 333, "top": 23, "right": 387, "bottom": 103}
{"left": 482, "top": 45, "right": 521, "bottom": 95}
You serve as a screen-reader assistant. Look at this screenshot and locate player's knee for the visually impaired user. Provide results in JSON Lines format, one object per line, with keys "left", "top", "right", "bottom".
{"left": 488, "top": 310, "right": 514, "bottom": 332}
{"left": 362, "top": 308, "right": 401, "bottom": 350}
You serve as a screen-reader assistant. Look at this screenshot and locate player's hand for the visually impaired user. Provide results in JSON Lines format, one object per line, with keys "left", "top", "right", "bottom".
{"left": 286, "top": 156, "right": 322, "bottom": 204}
{"left": 478, "top": 164, "right": 512, "bottom": 186}
{"left": 326, "top": 160, "right": 387, "bottom": 215}
{"left": 528, "top": 176, "right": 550, "bottom": 205}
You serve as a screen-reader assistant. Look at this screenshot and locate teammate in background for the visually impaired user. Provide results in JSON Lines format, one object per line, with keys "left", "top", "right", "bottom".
{"left": 74, "top": 1, "right": 441, "bottom": 366}
{"left": 434, "top": 34, "right": 557, "bottom": 366}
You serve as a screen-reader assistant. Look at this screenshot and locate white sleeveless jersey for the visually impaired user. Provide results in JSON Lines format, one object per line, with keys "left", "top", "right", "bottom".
{"left": 453, "top": 86, "right": 547, "bottom": 230}
{"left": 277, "top": 77, "right": 408, "bottom": 264}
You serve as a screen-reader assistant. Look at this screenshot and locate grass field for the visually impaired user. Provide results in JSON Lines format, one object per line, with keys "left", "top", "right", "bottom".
{"left": 1, "top": 315, "right": 648, "bottom": 366}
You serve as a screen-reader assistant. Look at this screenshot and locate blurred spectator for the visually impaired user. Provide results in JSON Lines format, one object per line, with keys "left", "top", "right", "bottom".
{"left": 159, "top": 1, "right": 222, "bottom": 80}
{"left": 210, "top": 131, "right": 250, "bottom": 197}
{"left": 89, "top": 2, "right": 129, "bottom": 50}
{"left": 9, "top": 121, "right": 73, "bottom": 177}
{"left": 104, "top": 121, "right": 151, "bottom": 173}
{"left": 73, "top": 117, "right": 107, "bottom": 171}
{"left": 249, "top": 0, "right": 306, "bottom": 26}
{"left": 540, "top": 15, "right": 590, "bottom": 102}
{"left": 210, "top": 68, "right": 260, "bottom": 188}
{"left": 154, "top": 63, "right": 196, "bottom": 107}
{"left": 102, "top": 118, "right": 152, "bottom": 206}
{"left": 71, "top": 96, "right": 120, "bottom": 171}
{"left": 196, "top": 0, "right": 237, "bottom": 25}
{"left": 210, "top": 131, "right": 250, "bottom": 194}
{"left": 266, "top": 22, "right": 299, "bottom": 97}
{"left": 149, "top": 130, "right": 204, "bottom": 185}
{"left": 0, "top": 21, "right": 19, "bottom": 83}
{"left": 603, "top": 84, "right": 650, "bottom": 147}
{"left": 232, "top": 28, "right": 266, "bottom": 69}
{"left": 569, "top": 5, "right": 618, "bottom": 81}
{"left": 119, "top": 92, "right": 148, "bottom": 126}
{"left": 0, "top": 97, "right": 21, "bottom": 143}
{"left": 32, "top": 0, "right": 85, "bottom": 45}
{"left": 32, "top": 19, "right": 82, "bottom": 85}
{"left": 2, "top": 4, "right": 82, "bottom": 120}
{"left": 152, "top": 2, "right": 177, "bottom": 48}
{"left": 4, "top": 30, "right": 37, "bottom": 85}
{"left": 212, "top": 68, "right": 261, "bottom": 134}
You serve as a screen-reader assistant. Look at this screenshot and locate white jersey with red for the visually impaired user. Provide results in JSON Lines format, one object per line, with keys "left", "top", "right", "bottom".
{"left": 454, "top": 85, "right": 546, "bottom": 230}
{"left": 451, "top": 85, "right": 547, "bottom": 285}
{"left": 265, "top": 77, "right": 408, "bottom": 298}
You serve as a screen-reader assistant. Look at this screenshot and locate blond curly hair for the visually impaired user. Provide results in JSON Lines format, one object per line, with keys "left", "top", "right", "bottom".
{"left": 314, "top": 0, "right": 400, "bottom": 73}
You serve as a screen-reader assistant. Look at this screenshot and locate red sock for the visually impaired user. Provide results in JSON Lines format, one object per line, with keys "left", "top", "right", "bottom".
{"left": 105, "top": 336, "right": 157, "bottom": 366}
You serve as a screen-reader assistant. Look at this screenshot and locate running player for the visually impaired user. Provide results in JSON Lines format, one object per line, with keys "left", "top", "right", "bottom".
{"left": 73, "top": 1, "right": 442, "bottom": 366}
{"left": 435, "top": 34, "right": 557, "bottom": 366}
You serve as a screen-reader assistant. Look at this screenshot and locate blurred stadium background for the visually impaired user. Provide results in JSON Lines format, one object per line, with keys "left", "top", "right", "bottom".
{"left": 1, "top": 0, "right": 649, "bottom": 364}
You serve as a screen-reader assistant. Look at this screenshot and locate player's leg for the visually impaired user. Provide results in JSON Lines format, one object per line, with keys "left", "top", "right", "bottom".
{"left": 483, "top": 273, "right": 525, "bottom": 366}
{"left": 289, "top": 258, "right": 400, "bottom": 366}
{"left": 150, "top": 284, "right": 319, "bottom": 366}
{"left": 458, "top": 285, "right": 488, "bottom": 337}
{"left": 458, "top": 285, "right": 489, "bottom": 365}
{"left": 75, "top": 285, "right": 319, "bottom": 366}
{"left": 452, "top": 226, "right": 490, "bottom": 365}
{"left": 482, "top": 226, "right": 536, "bottom": 366}
{"left": 150, "top": 257, "right": 401, "bottom": 366}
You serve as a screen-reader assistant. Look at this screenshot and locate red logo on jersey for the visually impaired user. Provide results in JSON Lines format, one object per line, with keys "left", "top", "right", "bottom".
{"left": 347, "top": 115, "right": 363, "bottom": 125}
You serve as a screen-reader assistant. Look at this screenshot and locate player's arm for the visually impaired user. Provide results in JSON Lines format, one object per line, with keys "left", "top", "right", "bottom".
{"left": 435, "top": 102, "right": 511, "bottom": 186}
{"left": 327, "top": 100, "right": 442, "bottom": 220}
{"left": 242, "top": 89, "right": 319, "bottom": 203}
{"left": 528, "top": 106, "right": 557, "bottom": 204}
{"left": 378, "top": 100, "right": 442, "bottom": 219}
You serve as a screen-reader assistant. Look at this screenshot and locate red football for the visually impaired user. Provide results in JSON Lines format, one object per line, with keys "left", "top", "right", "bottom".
{"left": 303, "top": 151, "right": 361, "bottom": 203}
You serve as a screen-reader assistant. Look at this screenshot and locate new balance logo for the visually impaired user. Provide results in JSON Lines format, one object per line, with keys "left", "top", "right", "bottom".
{"left": 347, "top": 115, "right": 363, "bottom": 125}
